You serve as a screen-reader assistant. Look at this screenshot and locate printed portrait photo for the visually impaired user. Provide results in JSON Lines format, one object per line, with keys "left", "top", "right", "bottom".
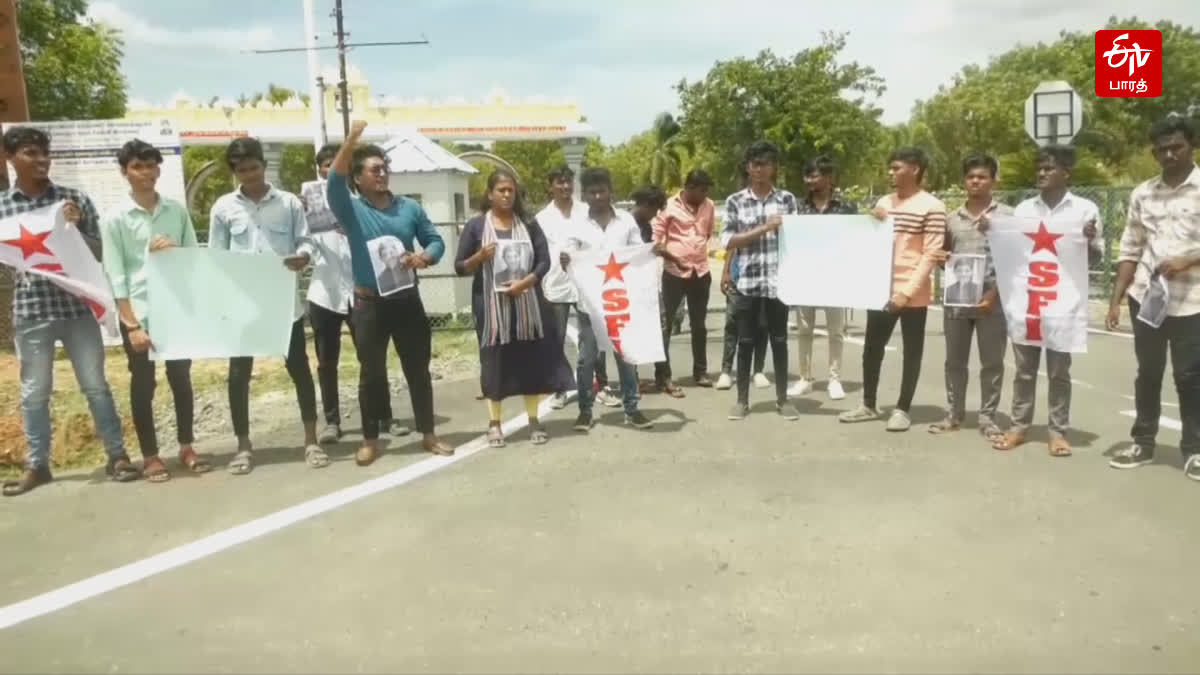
{"left": 368, "top": 235, "right": 415, "bottom": 296}
{"left": 492, "top": 239, "right": 534, "bottom": 291}
{"left": 943, "top": 253, "right": 986, "bottom": 307}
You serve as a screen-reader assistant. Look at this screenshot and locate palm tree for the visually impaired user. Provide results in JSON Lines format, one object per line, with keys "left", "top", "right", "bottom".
{"left": 646, "top": 112, "right": 693, "bottom": 188}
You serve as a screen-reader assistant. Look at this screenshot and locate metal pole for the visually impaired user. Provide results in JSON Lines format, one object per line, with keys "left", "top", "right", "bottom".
{"left": 315, "top": 76, "right": 328, "bottom": 148}
{"left": 333, "top": 0, "right": 351, "bottom": 139}
{"left": 301, "top": 0, "right": 325, "bottom": 149}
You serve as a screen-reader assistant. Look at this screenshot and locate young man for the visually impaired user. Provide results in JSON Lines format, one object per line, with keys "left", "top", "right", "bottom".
{"left": 1107, "top": 115, "right": 1200, "bottom": 479}
{"left": 839, "top": 147, "right": 946, "bottom": 432}
{"left": 716, "top": 250, "right": 767, "bottom": 390}
{"left": 99, "top": 139, "right": 209, "bottom": 483}
{"left": 721, "top": 141, "right": 799, "bottom": 421}
{"left": 325, "top": 121, "right": 454, "bottom": 463}
{"left": 630, "top": 185, "right": 670, "bottom": 394}
{"left": 653, "top": 169, "right": 717, "bottom": 393}
{"left": 562, "top": 167, "right": 655, "bottom": 432}
{"left": 302, "top": 144, "right": 409, "bottom": 444}
{"left": 209, "top": 137, "right": 322, "bottom": 474}
{"left": 989, "top": 145, "right": 1102, "bottom": 456}
{"left": 1, "top": 126, "right": 135, "bottom": 496}
{"left": 788, "top": 155, "right": 856, "bottom": 401}
{"left": 535, "top": 165, "right": 617, "bottom": 409}
{"left": 926, "top": 153, "right": 1011, "bottom": 441}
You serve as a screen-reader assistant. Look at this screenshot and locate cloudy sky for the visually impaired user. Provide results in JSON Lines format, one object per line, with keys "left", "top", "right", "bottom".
{"left": 88, "top": 0, "right": 1197, "bottom": 143}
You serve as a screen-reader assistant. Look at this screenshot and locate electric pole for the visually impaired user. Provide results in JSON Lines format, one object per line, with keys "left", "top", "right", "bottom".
{"left": 246, "top": 1, "right": 429, "bottom": 143}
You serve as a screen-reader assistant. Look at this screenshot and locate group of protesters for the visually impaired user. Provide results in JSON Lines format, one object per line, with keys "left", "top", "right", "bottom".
{"left": 2, "top": 113, "right": 1196, "bottom": 497}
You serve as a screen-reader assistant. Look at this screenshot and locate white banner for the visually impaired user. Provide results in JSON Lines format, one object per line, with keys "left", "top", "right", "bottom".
{"left": 778, "top": 214, "right": 894, "bottom": 309}
{"left": 987, "top": 213, "right": 1089, "bottom": 353}
{"left": 0, "top": 202, "right": 120, "bottom": 338}
{"left": 567, "top": 243, "right": 665, "bottom": 365}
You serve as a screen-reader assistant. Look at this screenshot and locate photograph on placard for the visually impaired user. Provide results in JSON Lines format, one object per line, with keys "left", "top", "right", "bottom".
{"left": 492, "top": 239, "right": 534, "bottom": 292}
{"left": 943, "top": 253, "right": 986, "bottom": 307}
{"left": 1136, "top": 273, "right": 1169, "bottom": 328}
{"left": 368, "top": 235, "right": 415, "bottom": 296}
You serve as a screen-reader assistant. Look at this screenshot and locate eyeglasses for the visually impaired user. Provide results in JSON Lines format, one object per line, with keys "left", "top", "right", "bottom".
{"left": 363, "top": 165, "right": 389, "bottom": 176}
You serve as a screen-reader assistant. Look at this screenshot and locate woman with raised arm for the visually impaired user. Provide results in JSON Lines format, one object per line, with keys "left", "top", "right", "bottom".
{"left": 455, "top": 169, "right": 574, "bottom": 447}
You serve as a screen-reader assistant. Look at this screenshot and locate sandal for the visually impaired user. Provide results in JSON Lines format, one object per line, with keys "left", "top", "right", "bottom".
{"left": 928, "top": 419, "right": 960, "bottom": 435}
{"left": 178, "top": 447, "right": 212, "bottom": 474}
{"left": 106, "top": 456, "right": 141, "bottom": 482}
{"left": 423, "top": 438, "right": 454, "bottom": 456}
{"left": 3, "top": 466, "right": 52, "bottom": 496}
{"left": 980, "top": 424, "right": 1006, "bottom": 443}
{"left": 660, "top": 382, "right": 686, "bottom": 399}
{"left": 529, "top": 424, "right": 548, "bottom": 445}
{"left": 304, "top": 444, "right": 331, "bottom": 469}
{"left": 991, "top": 431, "right": 1026, "bottom": 452}
{"left": 227, "top": 450, "right": 254, "bottom": 475}
{"left": 487, "top": 425, "right": 506, "bottom": 448}
{"left": 142, "top": 456, "right": 170, "bottom": 483}
{"left": 1049, "top": 436, "right": 1073, "bottom": 457}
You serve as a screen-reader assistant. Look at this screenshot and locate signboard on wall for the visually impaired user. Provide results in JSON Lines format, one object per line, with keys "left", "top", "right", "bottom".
{"left": 2, "top": 118, "right": 186, "bottom": 218}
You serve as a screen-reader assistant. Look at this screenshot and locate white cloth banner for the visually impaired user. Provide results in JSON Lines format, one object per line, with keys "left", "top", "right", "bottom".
{"left": 0, "top": 202, "right": 119, "bottom": 338}
{"left": 778, "top": 214, "right": 894, "bottom": 309}
{"left": 567, "top": 242, "right": 665, "bottom": 365}
{"left": 987, "top": 213, "right": 1089, "bottom": 353}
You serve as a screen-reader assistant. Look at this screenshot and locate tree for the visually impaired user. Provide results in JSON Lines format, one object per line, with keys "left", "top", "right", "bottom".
{"left": 676, "top": 32, "right": 886, "bottom": 195}
{"left": 18, "top": 0, "right": 127, "bottom": 120}
{"left": 647, "top": 112, "right": 691, "bottom": 188}
{"left": 908, "top": 17, "right": 1200, "bottom": 189}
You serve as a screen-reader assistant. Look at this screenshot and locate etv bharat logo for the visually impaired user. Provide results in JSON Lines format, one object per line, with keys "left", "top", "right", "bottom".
{"left": 1095, "top": 30, "right": 1162, "bottom": 98}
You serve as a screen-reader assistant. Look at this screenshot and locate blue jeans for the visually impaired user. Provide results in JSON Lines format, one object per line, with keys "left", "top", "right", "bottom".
{"left": 14, "top": 317, "right": 127, "bottom": 470}
{"left": 575, "top": 311, "right": 638, "bottom": 416}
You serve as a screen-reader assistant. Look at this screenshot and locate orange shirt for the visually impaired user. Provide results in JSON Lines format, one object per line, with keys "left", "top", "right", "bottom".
{"left": 875, "top": 191, "right": 946, "bottom": 307}
{"left": 652, "top": 192, "right": 715, "bottom": 278}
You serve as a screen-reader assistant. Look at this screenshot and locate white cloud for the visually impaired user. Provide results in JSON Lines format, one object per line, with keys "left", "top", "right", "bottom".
{"left": 87, "top": 1, "right": 278, "bottom": 50}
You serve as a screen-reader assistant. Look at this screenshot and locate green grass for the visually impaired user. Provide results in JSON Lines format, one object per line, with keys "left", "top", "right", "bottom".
{"left": 0, "top": 331, "right": 478, "bottom": 477}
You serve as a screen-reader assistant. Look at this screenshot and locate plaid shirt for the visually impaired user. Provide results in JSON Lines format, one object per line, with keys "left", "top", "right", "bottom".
{"left": 943, "top": 200, "right": 1013, "bottom": 319}
{"left": 796, "top": 193, "right": 857, "bottom": 215}
{"left": 720, "top": 187, "right": 798, "bottom": 298}
{"left": 1119, "top": 166, "right": 1200, "bottom": 317}
{"left": 1, "top": 183, "right": 102, "bottom": 323}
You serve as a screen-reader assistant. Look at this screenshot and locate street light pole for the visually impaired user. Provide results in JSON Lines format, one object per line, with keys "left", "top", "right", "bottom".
{"left": 333, "top": 0, "right": 351, "bottom": 139}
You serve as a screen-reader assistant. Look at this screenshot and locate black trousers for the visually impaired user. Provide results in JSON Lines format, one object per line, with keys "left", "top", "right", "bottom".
{"left": 731, "top": 294, "right": 789, "bottom": 404}
{"left": 862, "top": 307, "right": 928, "bottom": 412}
{"left": 120, "top": 324, "right": 193, "bottom": 458}
{"left": 229, "top": 318, "right": 317, "bottom": 438}
{"left": 721, "top": 296, "right": 766, "bottom": 374}
{"left": 351, "top": 289, "right": 435, "bottom": 440}
{"left": 1130, "top": 299, "right": 1200, "bottom": 457}
{"left": 308, "top": 301, "right": 394, "bottom": 426}
{"left": 655, "top": 272, "right": 711, "bottom": 382}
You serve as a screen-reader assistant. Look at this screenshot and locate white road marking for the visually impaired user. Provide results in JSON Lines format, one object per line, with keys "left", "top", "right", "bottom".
{"left": 0, "top": 328, "right": 591, "bottom": 632}
{"left": 1119, "top": 410, "right": 1183, "bottom": 431}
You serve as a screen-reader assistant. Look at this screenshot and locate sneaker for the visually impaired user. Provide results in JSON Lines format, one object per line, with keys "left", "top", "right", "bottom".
{"left": 318, "top": 424, "right": 341, "bottom": 445}
{"left": 596, "top": 389, "right": 621, "bottom": 408}
{"left": 625, "top": 411, "right": 654, "bottom": 429}
{"left": 1109, "top": 444, "right": 1154, "bottom": 469}
{"left": 549, "top": 392, "right": 567, "bottom": 410}
{"left": 787, "top": 378, "right": 813, "bottom": 397}
{"left": 838, "top": 404, "right": 881, "bottom": 424}
{"left": 728, "top": 402, "right": 749, "bottom": 420}
{"left": 886, "top": 409, "right": 912, "bottom": 432}
{"left": 573, "top": 412, "right": 594, "bottom": 432}
{"left": 384, "top": 419, "right": 411, "bottom": 437}
{"left": 715, "top": 373, "right": 733, "bottom": 390}
{"left": 777, "top": 402, "right": 800, "bottom": 420}
{"left": 753, "top": 372, "right": 770, "bottom": 389}
{"left": 1184, "top": 455, "right": 1200, "bottom": 482}
{"left": 827, "top": 379, "right": 845, "bottom": 400}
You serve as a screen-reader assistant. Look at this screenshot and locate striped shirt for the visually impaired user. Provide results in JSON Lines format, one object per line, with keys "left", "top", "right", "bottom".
{"left": 1118, "top": 166, "right": 1200, "bottom": 317}
{"left": 875, "top": 191, "right": 947, "bottom": 307}
{"left": 1, "top": 182, "right": 102, "bottom": 322}
{"left": 720, "top": 186, "right": 798, "bottom": 298}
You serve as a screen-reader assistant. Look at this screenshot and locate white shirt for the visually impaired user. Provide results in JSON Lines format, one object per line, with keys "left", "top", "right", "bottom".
{"left": 1013, "top": 190, "right": 1103, "bottom": 258}
{"left": 306, "top": 229, "right": 355, "bottom": 314}
{"left": 536, "top": 199, "right": 587, "bottom": 303}
{"left": 565, "top": 207, "right": 644, "bottom": 254}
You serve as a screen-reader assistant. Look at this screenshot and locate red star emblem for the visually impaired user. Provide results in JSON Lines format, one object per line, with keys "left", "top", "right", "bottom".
{"left": 1024, "top": 221, "right": 1063, "bottom": 256}
{"left": 597, "top": 253, "right": 629, "bottom": 283}
{"left": 1, "top": 224, "right": 53, "bottom": 260}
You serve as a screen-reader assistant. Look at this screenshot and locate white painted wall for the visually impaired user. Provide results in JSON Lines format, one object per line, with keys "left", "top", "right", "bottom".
{"left": 386, "top": 170, "right": 474, "bottom": 315}
{"left": 388, "top": 171, "right": 470, "bottom": 223}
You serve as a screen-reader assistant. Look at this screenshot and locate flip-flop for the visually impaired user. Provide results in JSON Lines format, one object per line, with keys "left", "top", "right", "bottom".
{"left": 178, "top": 447, "right": 212, "bottom": 474}
{"left": 487, "top": 426, "right": 505, "bottom": 448}
{"left": 1049, "top": 437, "right": 1073, "bottom": 457}
{"left": 928, "top": 420, "right": 960, "bottom": 435}
{"left": 227, "top": 450, "right": 254, "bottom": 475}
{"left": 305, "top": 444, "right": 331, "bottom": 469}
{"left": 106, "top": 456, "right": 141, "bottom": 483}
{"left": 142, "top": 456, "right": 171, "bottom": 483}
{"left": 529, "top": 425, "right": 548, "bottom": 445}
{"left": 992, "top": 432, "right": 1026, "bottom": 452}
